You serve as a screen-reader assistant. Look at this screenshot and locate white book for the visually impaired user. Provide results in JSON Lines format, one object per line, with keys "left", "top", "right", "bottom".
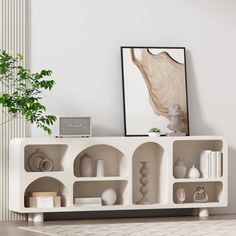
{"left": 200, "top": 150, "right": 212, "bottom": 178}
{"left": 208, "top": 152, "right": 213, "bottom": 178}
{"left": 74, "top": 197, "right": 102, "bottom": 204}
{"left": 74, "top": 203, "right": 102, "bottom": 207}
{"left": 211, "top": 152, "right": 217, "bottom": 178}
{"left": 216, "top": 151, "right": 222, "bottom": 177}
{"left": 36, "top": 196, "right": 54, "bottom": 208}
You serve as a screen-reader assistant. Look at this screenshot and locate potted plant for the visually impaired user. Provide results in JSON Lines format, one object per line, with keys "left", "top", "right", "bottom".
{"left": 148, "top": 127, "right": 161, "bottom": 137}
{"left": 0, "top": 51, "right": 56, "bottom": 134}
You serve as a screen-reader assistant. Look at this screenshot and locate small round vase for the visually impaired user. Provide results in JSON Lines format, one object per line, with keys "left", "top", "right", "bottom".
{"left": 101, "top": 188, "right": 117, "bottom": 205}
{"left": 79, "top": 153, "right": 93, "bottom": 177}
{"left": 174, "top": 159, "right": 187, "bottom": 178}
{"left": 176, "top": 188, "right": 186, "bottom": 203}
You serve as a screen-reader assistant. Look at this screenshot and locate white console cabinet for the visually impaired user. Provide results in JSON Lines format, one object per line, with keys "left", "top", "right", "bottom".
{"left": 9, "top": 136, "right": 228, "bottom": 222}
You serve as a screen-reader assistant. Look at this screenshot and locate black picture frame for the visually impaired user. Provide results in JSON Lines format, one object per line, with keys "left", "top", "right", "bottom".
{"left": 121, "top": 46, "right": 189, "bottom": 136}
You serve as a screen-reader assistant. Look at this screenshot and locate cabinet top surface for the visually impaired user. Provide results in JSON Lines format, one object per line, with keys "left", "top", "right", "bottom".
{"left": 10, "top": 135, "right": 226, "bottom": 144}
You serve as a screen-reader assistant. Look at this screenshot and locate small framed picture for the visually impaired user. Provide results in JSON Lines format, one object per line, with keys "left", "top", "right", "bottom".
{"left": 121, "top": 47, "right": 189, "bottom": 136}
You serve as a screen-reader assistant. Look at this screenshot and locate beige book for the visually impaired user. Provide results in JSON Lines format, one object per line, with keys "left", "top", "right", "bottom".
{"left": 26, "top": 196, "right": 61, "bottom": 208}
{"left": 29, "top": 192, "right": 57, "bottom": 197}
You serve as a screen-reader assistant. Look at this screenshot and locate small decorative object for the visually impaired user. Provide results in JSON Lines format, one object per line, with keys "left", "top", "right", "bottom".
{"left": 176, "top": 188, "right": 186, "bottom": 203}
{"left": 188, "top": 165, "right": 200, "bottom": 179}
{"left": 96, "top": 159, "right": 105, "bottom": 177}
{"left": 174, "top": 159, "right": 187, "bottom": 178}
{"left": 101, "top": 188, "right": 117, "bottom": 206}
{"left": 167, "top": 103, "right": 186, "bottom": 136}
{"left": 121, "top": 47, "right": 189, "bottom": 136}
{"left": 79, "top": 153, "right": 93, "bottom": 177}
{"left": 193, "top": 187, "right": 208, "bottom": 203}
{"left": 148, "top": 127, "right": 161, "bottom": 137}
{"left": 52, "top": 116, "right": 91, "bottom": 137}
{"left": 28, "top": 149, "right": 54, "bottom": 172}
{"left": 137, "top": 161, "right": 151, "bottom": 204}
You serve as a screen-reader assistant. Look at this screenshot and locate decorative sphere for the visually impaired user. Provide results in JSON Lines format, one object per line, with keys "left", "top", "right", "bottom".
{"left": 140, "top": 165, "right": 149, "bottom": 176}
{"left": 101, "top": 188, "right": 117, "bottom": 206}
{"left": 140, "top": 185, "right": 149, "bottom": 195}
{"left": 140, "top": 176, "right": 148, "bottom": 185}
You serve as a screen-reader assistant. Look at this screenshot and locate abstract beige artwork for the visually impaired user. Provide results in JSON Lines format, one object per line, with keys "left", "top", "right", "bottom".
{"left": 121, "top": 47, "right": 189, "bottom": 136}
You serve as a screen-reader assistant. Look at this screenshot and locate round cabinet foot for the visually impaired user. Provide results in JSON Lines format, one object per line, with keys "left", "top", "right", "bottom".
{"left": 33, "top": 213, "right": 44, "bottom": 222}
{"left": 199, "top": 208, "right": 209, "bottom": 217}
{"left": 28, "top": 213, "right": 34, "bottom": 222}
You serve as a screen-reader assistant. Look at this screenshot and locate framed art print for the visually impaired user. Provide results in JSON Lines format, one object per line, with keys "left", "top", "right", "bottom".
{"left": 121, "top": 47, "right": 189, "bottom": 136}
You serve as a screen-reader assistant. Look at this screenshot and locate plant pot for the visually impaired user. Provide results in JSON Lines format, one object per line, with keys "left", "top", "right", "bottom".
{"left": 148, "top": 132, "right": 160, "bottom": 137}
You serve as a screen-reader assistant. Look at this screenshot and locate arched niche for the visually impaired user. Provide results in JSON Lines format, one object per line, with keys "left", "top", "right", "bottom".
{"left": 132, "top": 142, "right": 167, "bottom": 205}
{"left": 74, "top": 144, "right": 127, "bottom": 177}
{"left": 24, "top": 177, "right": 66, "bottom": 207}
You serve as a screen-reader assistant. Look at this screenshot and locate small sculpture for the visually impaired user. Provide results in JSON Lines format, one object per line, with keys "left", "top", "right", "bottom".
{"left": 193, "top": 187, "right": 208, "bottom": 203}
{"left": 101, "top": 188, "right": 117, "bottom": 205}
{"left": 167, "top": 103, "right": 185, "bottom": 136}
{"left": 174, "top": 159, "right": 187, "bottom": 178}
{"left": 176, "top": 188, "right": 186, "bottom": 203}
{"left": 188, "top": 165, "right": 200, "bottom": 179}
{"left": 137, "top": 161, "right": 151, "bottom": 204}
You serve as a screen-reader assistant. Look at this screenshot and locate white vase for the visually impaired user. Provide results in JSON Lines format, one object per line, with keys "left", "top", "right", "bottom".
{"left": 96, "top": 159, "right": 105, "bottom": 177}
{"left": 79, "top": 153, "right": 93, "bottom": 177}
{"left": 188, "top": 165, "right": 200, "bottom": 179}
{"left": 176, "top": 188, "right": 186, "bottom": 203}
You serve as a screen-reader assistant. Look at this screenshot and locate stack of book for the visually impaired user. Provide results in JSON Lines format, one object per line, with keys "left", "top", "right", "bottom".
{"left": 200, "top": 150, "right": 222, "bottom": 178}
{"left": 74, "top": 197, "right": 102, "bottom": 207}
{"left": 26, "top": 192, "right": 61, "bottom": 208}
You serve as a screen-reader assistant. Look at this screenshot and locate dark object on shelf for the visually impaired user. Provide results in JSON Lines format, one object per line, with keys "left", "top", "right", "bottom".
{"left": 28, "top": 149, "right": 54, "bottom": 172}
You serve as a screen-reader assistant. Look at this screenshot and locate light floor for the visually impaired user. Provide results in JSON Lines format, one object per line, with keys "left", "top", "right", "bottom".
{"left": 1, "top": 214, "right": 236, "bottom": 236}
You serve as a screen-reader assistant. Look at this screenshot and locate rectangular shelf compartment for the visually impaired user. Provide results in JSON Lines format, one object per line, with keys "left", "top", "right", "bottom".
{"left": 73, "top": 180, "right": 129, "bottom": 206}
{"left": 173, "top": 140, "right": 223, "bottom": 178}
{"left": 173, "top": 181, "right": 223, "bottom": 204}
